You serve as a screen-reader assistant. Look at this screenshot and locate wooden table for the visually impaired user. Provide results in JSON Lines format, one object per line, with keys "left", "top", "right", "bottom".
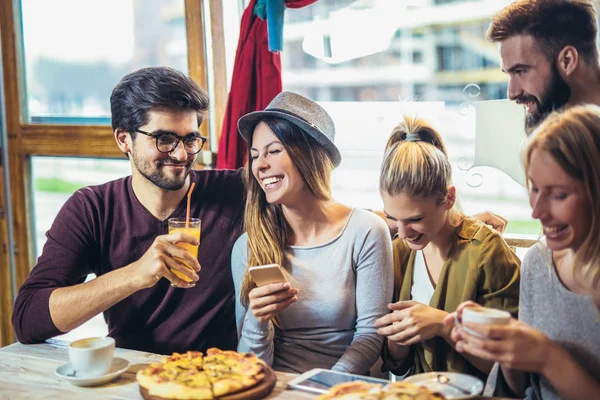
{"left": 0, "top": 340, "right": 515, "bottom": 400}
{"left": 0, "top": 340, "right": 313, "bottom": 399}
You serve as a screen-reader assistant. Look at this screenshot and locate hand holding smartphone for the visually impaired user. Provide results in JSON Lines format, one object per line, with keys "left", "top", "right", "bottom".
{"left": 247, "top": 264, "right": 296, "bottom": 322}
{"left": 248, "top": 264, "right": 288, "bottom": 287}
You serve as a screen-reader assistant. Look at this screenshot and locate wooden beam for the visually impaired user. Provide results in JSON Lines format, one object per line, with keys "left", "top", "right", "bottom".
{"left": 20, "top": 125, "right": 122, "bottom": 158}
{"left": 208, "top": 0, "right": 228, "bottom": 145}
{"left": 0, "top": 164, "right": 12, "bottom": 346}
{"left": 0, "top": 0, "right": 25, "bottom": 346}
{"left": 13, "top": 151, "right": 32, "bottom": 288}
{"left": 185, "top": 0, "right": 210, "bottom": 152}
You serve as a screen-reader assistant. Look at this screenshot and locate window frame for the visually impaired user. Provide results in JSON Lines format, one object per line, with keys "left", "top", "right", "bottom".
{"left": 0, "top": 0, "right": 228, "bottom": 346}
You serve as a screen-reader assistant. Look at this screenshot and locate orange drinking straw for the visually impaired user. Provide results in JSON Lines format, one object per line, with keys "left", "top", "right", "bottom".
{"left": 185, "top": 182, "right": 196, "bottom": 228}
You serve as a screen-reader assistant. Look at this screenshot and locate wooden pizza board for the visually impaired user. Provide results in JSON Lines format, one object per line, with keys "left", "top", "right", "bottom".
{"left": 139, "top": 365, "right": 277, "bottom": 400}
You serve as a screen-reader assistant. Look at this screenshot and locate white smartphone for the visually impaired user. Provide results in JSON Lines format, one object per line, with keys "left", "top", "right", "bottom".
{"left": 248, "top": 264, "right": 288, "bottom": 287}
{"left": 286, "top": 368, "right": 389, "bottom": 395}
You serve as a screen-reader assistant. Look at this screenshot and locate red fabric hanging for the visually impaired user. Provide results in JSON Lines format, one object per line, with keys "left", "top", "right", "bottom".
{"left": 216, "top": 0, "right": 282, "bottom": 170}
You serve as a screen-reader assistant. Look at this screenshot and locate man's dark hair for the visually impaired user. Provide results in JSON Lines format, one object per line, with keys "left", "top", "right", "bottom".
{"left": 487, "top": 0, "right": 599, "bottom": 65}
{"left": 110, "top": 67, "right": 209, "bottom": 136}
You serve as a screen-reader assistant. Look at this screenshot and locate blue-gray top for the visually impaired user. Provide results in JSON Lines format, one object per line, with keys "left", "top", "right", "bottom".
{"left": 231, "top": 208, "right": 394, "bottom": 374}
{"left": 521, "top": 243, "right": 600, "bottom": 400}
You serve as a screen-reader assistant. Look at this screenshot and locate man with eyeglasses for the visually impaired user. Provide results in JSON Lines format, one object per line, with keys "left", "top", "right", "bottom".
{"left": 12, "top": 67, "right": 245, "bottom": 355}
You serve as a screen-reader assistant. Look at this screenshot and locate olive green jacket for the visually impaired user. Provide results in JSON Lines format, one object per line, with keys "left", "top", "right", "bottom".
{"left": 381, "top": 217, "right": 520, "bottom": 380}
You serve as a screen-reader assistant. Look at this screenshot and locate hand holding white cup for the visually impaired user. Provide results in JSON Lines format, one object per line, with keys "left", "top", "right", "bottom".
{"left": 453, "top": 306, "right": 511, "bottom": 338}
{"left": 68, "top": 337, "right": 115, "bottom": 378}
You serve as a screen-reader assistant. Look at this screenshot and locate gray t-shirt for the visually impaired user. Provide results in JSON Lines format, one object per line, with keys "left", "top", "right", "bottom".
{"left": 231, "top": 208, "right": 394, "bottom": 374}
{"left": 521, "top": 243, "right": 600, "bottom": 400}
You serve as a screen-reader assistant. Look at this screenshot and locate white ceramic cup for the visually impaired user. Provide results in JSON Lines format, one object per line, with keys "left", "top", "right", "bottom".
{"left": 68, "top": 337, "right": 115, "bottom": 378}
{"left": 454, "top": 306, "right": 511, "bottom": 338}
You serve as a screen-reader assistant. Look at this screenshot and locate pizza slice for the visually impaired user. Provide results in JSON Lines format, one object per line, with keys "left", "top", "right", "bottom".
{"left": 137, "top": 348, "right": 269, "bottom": 399}
{"left": 315, "top": 381, "right": 383, "bottom": 400}
{"left": 203, "top": 348, "right": 266, "bottom": 397}
{"left": 316, "top": 380, "right": 447, "bottom": 400}
{"left": 136, "top": 351, "right": 213, "bottom": 400}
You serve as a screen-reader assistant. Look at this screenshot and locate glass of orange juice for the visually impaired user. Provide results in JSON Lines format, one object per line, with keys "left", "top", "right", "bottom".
{"left": 168, "top": 217, "right": 201, "bottom": 288}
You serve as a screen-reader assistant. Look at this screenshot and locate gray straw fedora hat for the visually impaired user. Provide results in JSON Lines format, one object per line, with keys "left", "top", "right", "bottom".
{"left": 237, "top": 91, "right": 341, "bottom": 167}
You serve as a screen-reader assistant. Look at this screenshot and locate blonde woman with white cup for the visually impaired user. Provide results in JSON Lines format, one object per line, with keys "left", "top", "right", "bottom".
{"left": 446, "top": 106, "right": 600, "bottom": 400}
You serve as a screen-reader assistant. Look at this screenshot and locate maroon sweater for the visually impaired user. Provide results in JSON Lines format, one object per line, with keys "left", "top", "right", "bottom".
{"left": 12, "top": 169, "right": 244, "bottom": 355}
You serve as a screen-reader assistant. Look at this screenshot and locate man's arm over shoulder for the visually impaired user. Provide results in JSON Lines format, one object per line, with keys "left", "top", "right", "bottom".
{"left": 196, "top": 168, "right": 245, "bottom": 200}
{"left": 12, "top": 189, "right": 98, "bottom": 343}
{"left": 194, "top": 168, "right": 245, "bottom": 226}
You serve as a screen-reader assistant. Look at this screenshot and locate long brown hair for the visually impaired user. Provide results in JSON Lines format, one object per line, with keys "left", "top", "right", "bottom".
{"left": 524, "top": 104, "right": 600, "bottom": 289}
{"left": 240, "top": 118, "right": 334, "bottom": 308}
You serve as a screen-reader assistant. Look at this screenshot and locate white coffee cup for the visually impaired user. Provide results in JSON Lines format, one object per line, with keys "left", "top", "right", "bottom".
{"left": 68, "top": 337, "right": 115, "bottom": 378}
{"left": 454, "top": 306, "right": 511, "bottom": 338}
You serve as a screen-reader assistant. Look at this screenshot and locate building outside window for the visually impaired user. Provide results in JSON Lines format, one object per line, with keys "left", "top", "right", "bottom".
{"left": 278, "top": 0, "right": 546, "bottom": 237}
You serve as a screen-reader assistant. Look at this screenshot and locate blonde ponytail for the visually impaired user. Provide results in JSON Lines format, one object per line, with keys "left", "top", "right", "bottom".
{"left": 380, "top": 116, "right": 452, "bottom": 204}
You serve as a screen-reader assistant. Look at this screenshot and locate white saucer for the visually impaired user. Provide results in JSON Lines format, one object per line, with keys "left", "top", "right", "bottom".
{"left": 403, "top": 372, "right": 484, "bottom": 399}
{"left": 55, "top": 357, "right": 130, "bottom": 387}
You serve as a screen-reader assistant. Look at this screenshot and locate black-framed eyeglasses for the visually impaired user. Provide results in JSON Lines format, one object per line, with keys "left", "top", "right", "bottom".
{"left": 134, "top": 129, "right": 207, "bottom": 155}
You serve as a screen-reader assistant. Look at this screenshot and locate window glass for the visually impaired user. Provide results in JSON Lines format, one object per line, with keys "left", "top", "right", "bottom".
{"left": 21, "top": 0, "right": 187, "bottom": 123}
{"left": 32, "top": 157, "right": 131, "bottom": 256}
{"left": 31, "top": 156, "right": 131, "bottom": 341}
{"left": 280, "top": 0, "right": 555, "bottom": 236}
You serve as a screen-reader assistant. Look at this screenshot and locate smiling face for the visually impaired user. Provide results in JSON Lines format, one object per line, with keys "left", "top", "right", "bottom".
{"left": 250, "top": 122, "right": 306, "bottom": 205}
{"left": 381, "top": 191, "right": 453, "bottom": 251}
{"left": 128, "top": 109, "right": 198, "bottom": 190}
{"left": 500, "top": 35, "right": 571, "bottom": 132}
{"left": 528, "top": 148, "right": 591, "bottom": 252}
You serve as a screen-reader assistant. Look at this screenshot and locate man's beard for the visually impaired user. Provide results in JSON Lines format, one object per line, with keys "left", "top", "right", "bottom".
{"left": 521, "top": 63, "right": 571, "bottom": 134}
{"left": 131, "top": 151, "right": 193, "bottom": 190}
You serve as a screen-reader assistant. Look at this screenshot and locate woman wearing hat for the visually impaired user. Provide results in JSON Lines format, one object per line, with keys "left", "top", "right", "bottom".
{"left": 231, "top": 91, "right": 394, "bottom": 374}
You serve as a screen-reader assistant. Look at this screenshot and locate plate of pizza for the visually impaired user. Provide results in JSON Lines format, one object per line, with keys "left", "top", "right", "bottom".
{"left": 315, "top": 380, "right": 445, "bottom": 400}
{"left": 136, "top": 348, "right": 276, "bottom": 400}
